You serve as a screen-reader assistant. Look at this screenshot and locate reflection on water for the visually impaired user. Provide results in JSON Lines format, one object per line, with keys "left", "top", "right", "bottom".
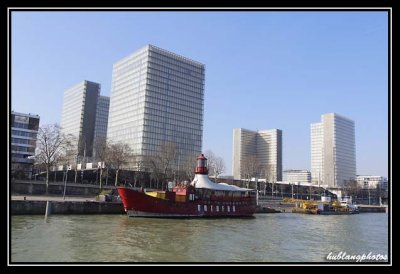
{"left": 11, "top": 213, "right": 388, "bottom": 263}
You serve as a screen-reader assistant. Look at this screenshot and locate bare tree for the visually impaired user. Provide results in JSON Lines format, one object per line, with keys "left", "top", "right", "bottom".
{"left": 57, "top": 137, "right": 78, "bottom": 198}
{"left": 93, "top": 136, "right": 109, "bottom": 190}
{"left": 106, "top": 142, "right": 133, "bottom": 186}
{"left": 148, "top": 142, "right": 178, "bottom": 190}
{"left": 58, "top": 134, "right": 79, "bottom": 169}
{"left": 133, "top": 155, "right": 147, "bottom": 188}
{"left": 160, "top": 142, "right": 178, "bottom": 179}
{"left": 344, "top": 179, "right": 360, "bottom": 197}
{"left": 35, "top": 124, "right": 70, "bottom": 193}
{"left": 58, "top": 134, "right": 88, "bottom": 184}
{"left": 148, "top": 157, "right": 164, "bottom": 190}
{"left": 205, "top": 150, "right": 216, "bottom": 171}
{"left": 205, "top": 150, "right": 225, "bottom": 182}
{"left": 61, "top": 134, "right": 80, "bottom": 184}
{"left": 241, "top": 155, "right": 261, "bottom": 189}
{"left": 182, "top": 153, "right": 198, "bottom": 182}
{"left": 212, "top": 156, "right": 225, "bottom": 182}
{"left": 263, "top": 164, "right": 276, "bottom": 196}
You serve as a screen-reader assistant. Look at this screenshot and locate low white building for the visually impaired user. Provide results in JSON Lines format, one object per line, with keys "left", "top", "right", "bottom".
{"left": 277, "top": 181, "right": 314, "bottom": 187}
{"left": 356, "top": 175, "right": 388, "bottom": 190}
{"left": 283, "top": 170, "right": 311, "bottom": 184}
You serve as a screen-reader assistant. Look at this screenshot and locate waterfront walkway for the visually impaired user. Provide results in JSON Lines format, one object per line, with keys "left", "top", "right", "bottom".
{"left": 258, "top": 196, "right": 296, "bottom": 213}
{"left": 11, "top": 195, "right": 97, "bottom": 202}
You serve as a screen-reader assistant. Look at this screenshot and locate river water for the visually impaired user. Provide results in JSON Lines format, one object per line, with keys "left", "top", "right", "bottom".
{"left": 11, "top": 213, "right": 389, "bottom": 263}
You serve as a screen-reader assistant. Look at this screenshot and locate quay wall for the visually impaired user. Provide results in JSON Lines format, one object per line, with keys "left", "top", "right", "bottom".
{"left": 11, "top": 180, "right": 116, "bottom": 196}
{"left": 12, "top": 200, "right": 125, "bottom": 215}
{"left": 357, "top": 205, "right": 387, "bottom": 213}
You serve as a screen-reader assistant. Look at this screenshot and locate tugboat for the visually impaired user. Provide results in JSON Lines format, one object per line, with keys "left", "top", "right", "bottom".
{"left": 117, "top": 154, "right": 257, "bottom": 217}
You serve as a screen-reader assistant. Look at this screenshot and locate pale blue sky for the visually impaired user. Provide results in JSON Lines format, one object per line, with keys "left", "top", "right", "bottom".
{"left": 11, "top": 11, "right": 389, "bottom": 177}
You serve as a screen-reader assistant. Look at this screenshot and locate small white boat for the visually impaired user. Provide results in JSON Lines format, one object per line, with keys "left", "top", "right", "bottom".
{"left": 338, "top": 196, "right": 359, "bottom": 213}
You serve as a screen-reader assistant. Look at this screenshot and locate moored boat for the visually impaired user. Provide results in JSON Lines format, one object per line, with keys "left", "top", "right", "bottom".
{"left": 292, "top": 197, "right": 359, "bottom": 215}
{"left": 118, "top": 154, "right": 257, "bottom": 217}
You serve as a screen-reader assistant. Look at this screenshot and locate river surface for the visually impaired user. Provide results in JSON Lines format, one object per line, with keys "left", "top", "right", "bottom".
{"left": 11, "top": 213, "right": 389, "bottom": 263}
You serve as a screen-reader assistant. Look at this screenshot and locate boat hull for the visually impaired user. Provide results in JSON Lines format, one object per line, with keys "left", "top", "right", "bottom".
{"left": 318, "top": 210, "right": 359, "bottom": 215}
{"left": 118, "top": 187, "right": 256, "bottom": 218}
{"left": 292, "top": 208, "right": 359, "bottom": 215}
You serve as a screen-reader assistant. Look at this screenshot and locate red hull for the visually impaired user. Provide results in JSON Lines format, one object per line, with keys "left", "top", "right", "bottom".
{"left": 118, "top": 187, "right": 257, "bottom": 218}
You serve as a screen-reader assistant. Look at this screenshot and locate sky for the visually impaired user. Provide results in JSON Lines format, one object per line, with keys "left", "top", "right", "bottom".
{"left": 11, "top": 11, "right": 389, "bottom": 177}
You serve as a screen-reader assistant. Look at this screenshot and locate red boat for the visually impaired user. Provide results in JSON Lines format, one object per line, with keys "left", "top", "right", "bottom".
{"left": 118, "top": 154, "right": 257, "bottom": 217}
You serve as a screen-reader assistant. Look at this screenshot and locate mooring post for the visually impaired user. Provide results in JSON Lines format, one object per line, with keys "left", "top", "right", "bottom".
{"left": 45, "top": 201, "right": 51, "bottom": 217}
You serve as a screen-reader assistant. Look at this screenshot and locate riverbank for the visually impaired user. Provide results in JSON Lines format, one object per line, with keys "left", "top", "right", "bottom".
{"left": 11, "top": 179, "right": 116, "bottom": 196}
{"left": 357, "top": 204, "right": 387, "bottom": 213}
{"left": 11, "top": 195, "right": 282, "bottom": 215}
{"left": 256, "top": 206, "right": 281, "bottom": 213}
{"left": 12, "top": 200, "right": 125, "bottom": 215}
{"left": 11, "top": 198, "right": 280, "bottom": 215}
{"left": 11, "top": 195, "right": 124, "bottom": 215}
{"left": 11, "top": 195, "right": 387, "bottom": 215}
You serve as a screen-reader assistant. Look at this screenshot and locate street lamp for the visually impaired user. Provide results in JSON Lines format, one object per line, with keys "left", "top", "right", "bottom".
{"left": 368, "top": 188, "right": 371, "bottom": 205}
{"left": 27, "top": 155, "right": 36, "bottom": 180}
{"left": 63, "top": 170, "right": 67, "bottom": 200}
{"left": 291, "top": 183, "right": 294, "bottom": 199}
{"left": 63, "top": 164, "right": 70, "bottom": 200}
{"left": 96, "top": 167, "right": 99, "bottom": 185}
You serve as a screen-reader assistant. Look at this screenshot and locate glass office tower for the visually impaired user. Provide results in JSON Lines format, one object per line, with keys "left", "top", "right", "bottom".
{"left": 311, "top": 113, "right": 356, "bottom": 187}
{"left": 107, "top": 45, "right": 205, "bottom": 169}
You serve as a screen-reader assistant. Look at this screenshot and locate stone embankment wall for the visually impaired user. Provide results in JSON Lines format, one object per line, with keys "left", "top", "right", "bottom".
{"left": 12, "top": 200, "right": 124, "bottom": 215}
{"left": 11, "top": 180, "right": 116, "bottom": 196}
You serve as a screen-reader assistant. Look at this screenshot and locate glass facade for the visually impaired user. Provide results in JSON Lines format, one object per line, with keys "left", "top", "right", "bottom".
{"left": 311, "top": 113, "right": 356, "bottom": 188}
{"left": 94, "top": 96, "right": 110, "bottom": 140}
{"left": 232, "top": 128, "right": 282, "bottom": 182}
{"left": 311, "top": 122, "right": 324, "bottom": 185}
{"left": 60, "top": 81, "right": 87, "bottom": 143}
{"left": 107, "top": 45, "right": 205, "bottom": 169}
{"left": 60, "top": 80, "right": 107, "bottom": 158}
{"left": 11, "top": 111, "right": 40, "bottom": 177}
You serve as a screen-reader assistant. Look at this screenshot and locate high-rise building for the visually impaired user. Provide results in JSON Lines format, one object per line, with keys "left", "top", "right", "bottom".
{"left": 107, "top": 45, "right": 205, "bottom": 169}
{"left": 93, "top": 95, "right": 110, "bottom": 158}
{"left": 311, "top": 113, "right": 356, "bottom": 188}
{"left": 11, "top": 111, "right": 40, "bottom": 178}
{"left": 283, "top": 170, "right": 311, "bottom": 184}
{"left": 311, "top": 122, "right": 324, "bottom": 185}
{"left": 232, "top": 128, "right": 282, "bottom": 182}
{"left": 60, "top": 80, "right": 109, "bottom": 160}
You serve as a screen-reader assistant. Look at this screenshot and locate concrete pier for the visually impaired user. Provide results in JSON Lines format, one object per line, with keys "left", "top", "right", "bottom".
{"left": 357, "top": 205, "right": 387, "bottom": 213}
{"left": 256, "top": 205, "right": 281, "bottom": 213}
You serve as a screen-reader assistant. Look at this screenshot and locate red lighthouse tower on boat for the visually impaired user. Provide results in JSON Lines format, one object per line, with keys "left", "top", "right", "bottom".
{"left": 117, "top": 153, "right": 257, "bottom": 218}
{"left": 195, "top": 154, "right": 208, "bottom": 175}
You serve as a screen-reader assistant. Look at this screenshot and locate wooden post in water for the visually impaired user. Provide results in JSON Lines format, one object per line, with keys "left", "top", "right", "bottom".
{"left": 45, "top": 201, "right": 51, "bottom": 217}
